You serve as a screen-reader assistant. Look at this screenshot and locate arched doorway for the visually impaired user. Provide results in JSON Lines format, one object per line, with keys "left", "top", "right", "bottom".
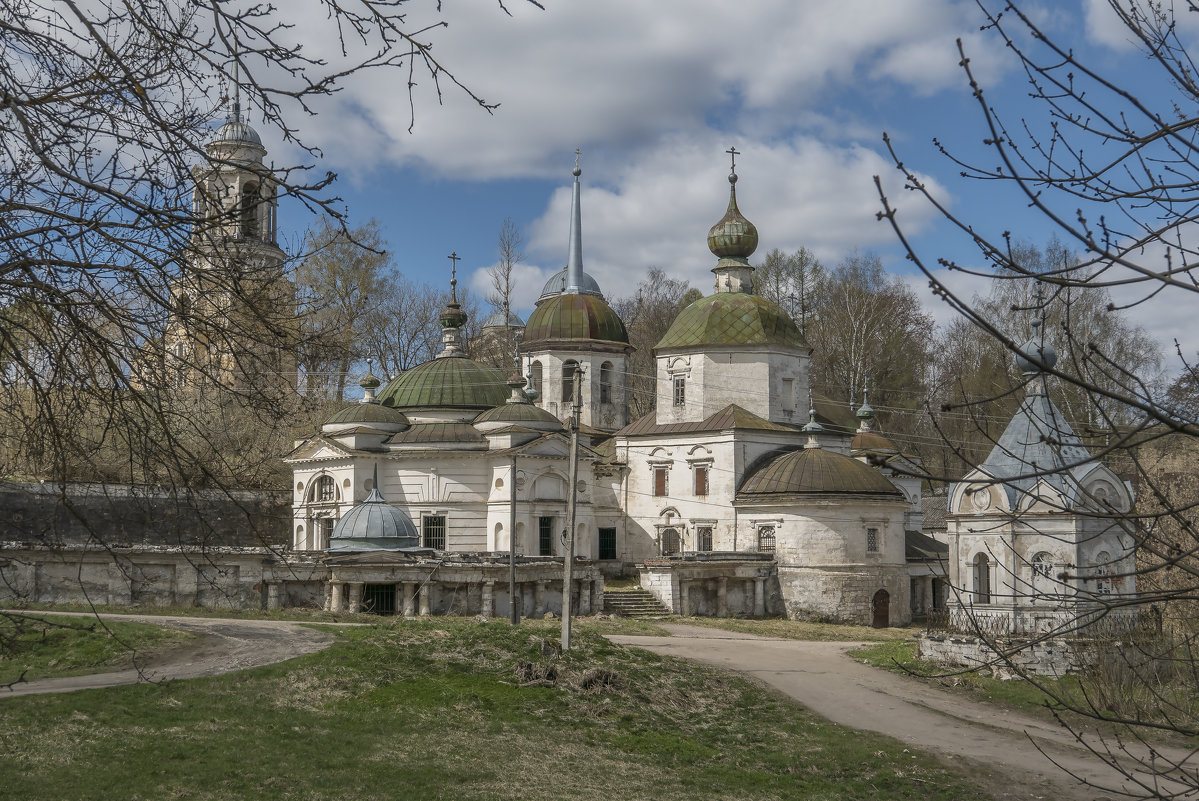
{"left": 871, "top": 589, "right": 890, "bottom": 628}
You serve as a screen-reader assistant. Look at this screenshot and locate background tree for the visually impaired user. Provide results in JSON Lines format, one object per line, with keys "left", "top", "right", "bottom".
{"left": 612, "top": 268, "right": 695, "bottom": 419}
{"left": 295, "top": 219, "right": 392, "bottom": 400}
{"left": 877, "top": 1, "right": 1199, "bottom": 792}
{"left": 476, "top": 217, "right": 525, "bottom": 371}
{"left": 753, "top": 247, "right": 823, "bottom": 337}
{"left": 804, "top": 252, "right": 934, "bottom": 439}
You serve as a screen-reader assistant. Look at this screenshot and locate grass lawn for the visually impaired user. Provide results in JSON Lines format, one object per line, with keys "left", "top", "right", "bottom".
{"left": 672, "top": 616, "right": 916, "bottom": 642}
{"left": 0, "top": 619, "right": 992, "bottom": 801}
{"left": 0, "top": 613, "right": 199, "bottom": 683}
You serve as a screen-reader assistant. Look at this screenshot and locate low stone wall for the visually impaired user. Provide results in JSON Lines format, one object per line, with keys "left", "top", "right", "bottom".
{"left": 0, "top": 481, "right": 290, "bottom": 549}
{"left": 918, "top": 632, "right": 1095, "bottom": 678}
{"left": 777, "top": 564, "right": 910, "bottom": 626}
{"left": 638, "top": 556, "right": 778, "bottom": 617}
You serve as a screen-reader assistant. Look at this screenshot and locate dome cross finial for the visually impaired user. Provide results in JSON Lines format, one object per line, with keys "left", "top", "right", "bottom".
{"left": 448, "top": 251, "right": 460, "bottom": 303}
{"left": 726, "top": 145, "right": 739, "bottom": 175}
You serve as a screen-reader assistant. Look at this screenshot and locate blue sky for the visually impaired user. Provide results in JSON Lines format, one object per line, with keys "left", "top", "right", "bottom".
{"left": 257, "top": 0, "right": 1195, "bottom": 371}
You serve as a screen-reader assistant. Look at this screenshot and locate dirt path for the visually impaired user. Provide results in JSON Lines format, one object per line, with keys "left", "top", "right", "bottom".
{"left": 0, "top": 612, "right": 339, "bottom": 698}
{"left": 607, "top": 624, "right": 1198, "bottom": 801}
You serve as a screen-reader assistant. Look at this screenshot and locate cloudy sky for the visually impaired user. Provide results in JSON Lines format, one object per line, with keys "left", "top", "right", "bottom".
{"left": 257, "top": 0, "right": 1194, "bottom": 371}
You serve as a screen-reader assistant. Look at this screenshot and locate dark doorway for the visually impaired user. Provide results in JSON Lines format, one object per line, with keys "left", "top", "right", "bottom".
{"left": 871, "top": 589, "right": 890, "bottom": 628}
{"left": 363, "top": 583, "right": 397, "bottom": 615}
{"left": 539, "top": 516, "right": 554, "bottom": 556}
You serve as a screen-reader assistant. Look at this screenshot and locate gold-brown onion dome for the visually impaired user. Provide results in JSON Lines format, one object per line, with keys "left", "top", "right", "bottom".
{"left": 739, "top": 447, "right": 902, "bottom": 498}
{"left": 707, "top": 172, "right": 758, "bottom": 260}
{"left": 375, "top": 358, "right": 510, "bottom": 410}
{"left": 656, "top": 293, "right": 806, "bottom": 350}
{"left": 522, "top": 292, "right": 629, "bottom": 346}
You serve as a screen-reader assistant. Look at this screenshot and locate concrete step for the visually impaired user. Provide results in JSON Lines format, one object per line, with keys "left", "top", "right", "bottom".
{"left": 603, "top": 588, "right": 671, "bottom": 618}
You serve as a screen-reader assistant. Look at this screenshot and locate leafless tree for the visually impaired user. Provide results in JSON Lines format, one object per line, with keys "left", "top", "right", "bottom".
{"left": 877, "top": 2, "right": 1199, "bottom": 796}
{"left": 612, "top": 268, "right": 697, "bottom": 419}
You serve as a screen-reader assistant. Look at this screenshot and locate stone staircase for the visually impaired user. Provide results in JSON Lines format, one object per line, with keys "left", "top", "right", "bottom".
{"left": 603, "top": 587, "right": 672, "bottom": 618}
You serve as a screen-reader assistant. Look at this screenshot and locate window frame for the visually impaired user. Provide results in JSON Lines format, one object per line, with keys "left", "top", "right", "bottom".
{"left": 538, "top": 516, "right": 554, "bottom": 556}
{"left": 316, "top": 475, "right": 336, "bottom": 503}
{"left": 757, "top": 525, "right": 776, "bottom": 554}
{"left": 422, "top": 514, "right": 447, "bottom": 550}
{"left": 672, "top": 374, "right": 686, "bottom": 407}
{"left": 652, "top": 465, "right": 669, "bottom": 497}
{"left": 599, "top": 361, "right": 613, "bottom": 404}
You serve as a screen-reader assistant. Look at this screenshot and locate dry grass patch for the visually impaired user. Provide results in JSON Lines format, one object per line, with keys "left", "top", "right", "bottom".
{"left": 675, "top": 616, "right": 916, "bottom": 642}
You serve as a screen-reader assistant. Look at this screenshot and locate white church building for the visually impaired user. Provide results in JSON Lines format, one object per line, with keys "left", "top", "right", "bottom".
{"left": 286, "top": 155, "right": 941, "bottom": 626}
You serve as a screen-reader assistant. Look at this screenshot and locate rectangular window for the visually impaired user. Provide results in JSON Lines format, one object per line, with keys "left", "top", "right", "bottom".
{"left": 694, "top": 465, "right": 709, "bottom": 496}
{"left": 538, "top": 516, "right": 554, "bottom": 556}
{"left": 781, "top": 378, "right": 794, "bottom": 412}
{"left": 598, "top": 527, "right": 617, "bottom": 560}
{"left": 653, "top": 466, "right": 668, "bottom": 497}
{"left": 422, "top": 515, "right": 446, "bottom": 550}
{"left": 866, "top": 527, "right": 880, "bottom": 553}
{"left": 696, "top": 526, "right": 713, "bottom": 552}
{"left": 673, "top": 375, "right": 686, "bottom": 407}
{"left": 757, "top": 526, "right": 776, "bottom": 554}
{"left": 317, "top": 517, "right": 334, "bottom": 550}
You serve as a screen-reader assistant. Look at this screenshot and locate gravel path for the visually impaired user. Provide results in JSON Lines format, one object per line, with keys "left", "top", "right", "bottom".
{"left": 0, "top": 611, "right": 338, "bottom": 698}
{"left": 607, "top": 623, "right": 1199, "bottom": 801}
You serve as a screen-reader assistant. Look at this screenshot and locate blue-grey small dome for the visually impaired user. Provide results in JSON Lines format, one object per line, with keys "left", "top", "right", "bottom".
{"left": 214, "top": 120, "right": 263, "bottom": 146}
{"left": 482, "top": 309, "right": 525, "bottom": 329}
{"left": 538, "top": 268, "right": 604, "bottom": 301}
{"left": 327, "top": 488, "right": 419, "bottom": 551}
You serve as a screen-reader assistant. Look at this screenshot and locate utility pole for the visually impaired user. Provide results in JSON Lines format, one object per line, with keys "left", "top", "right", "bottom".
{"left": 509, "top": 453, "right": 519, "bottom": 625}
{"left": 560, "top": 365, "right": 583, "bottom": 650}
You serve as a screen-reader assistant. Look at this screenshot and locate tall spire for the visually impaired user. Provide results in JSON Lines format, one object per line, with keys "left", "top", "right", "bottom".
{"left": 802, "top": 388, "right": 824, "bottom": 449}
{"left": 564, "top": 148, "right": 584, "bottom": 294}
{"left": 856, "top": 377, "right": 875, "bottom": 434}
{"left": 707, "top": 146, "right": 758, "bottom": 294}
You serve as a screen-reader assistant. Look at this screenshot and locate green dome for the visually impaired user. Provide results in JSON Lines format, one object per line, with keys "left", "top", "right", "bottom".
{"left": 474, "top": 402, "right": 563, "bottom": 430}
{"left": 376, "top": 357, "right": 509, "bottom": 410}
{"left": 523, "top": 293, "right": 628, "bottom": 346}
{"left": 656, "top": 293, "right": 807, "bottom": 351}
{"left": 707, "top": 175, "right": 758, "bottom": 260}
{"left": 323, "top": 403, "right": 410, "bottom": 428}
{"left": 739, "top": 447, "right": 902, "bottom": 498}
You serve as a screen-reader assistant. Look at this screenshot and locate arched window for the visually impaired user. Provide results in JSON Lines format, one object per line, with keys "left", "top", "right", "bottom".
{"left": 1094, "top": 550, "right": 1112, "bottom": 595}
{"left": 315, "top": 475, "right": 336, "bottom": 503}
{"left": 660, "top": 527, "right": 681, "bottom": 555}
{"left": 599, "top": 361, "right": 613, "bottom": 404}
{"left": 757, "top": 525, "right": 776, "bottom": 554}
{"left": 973, "top": 553, "right": 991, "bottom": 604}
{"left": 562, "top": 360, "right": 579, "bottom": 403}
{"left": 240, "top": 182, "right": 260, "bottom": 238}
{"left": 1031, "top": 551, "right": 1053, "bottom": 601}
{"left": 528, "top": 361, "right": 543, "bottom": 399}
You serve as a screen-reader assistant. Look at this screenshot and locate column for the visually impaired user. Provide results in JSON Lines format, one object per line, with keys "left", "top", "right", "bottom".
{"left": 419, "top": 583, "right": 432, "bottom": 616}
{"left": 348, "top": 582, "right": 364, "bottom": 613}
{"left": 482, "top": 581, "right": 495, "bottom": 619}
{"left": 394, "top": 584, "right": 405, "bottom": 616}
{"left": 267, "top": 583, "right": 281, "bottom": 611}
{"left": 402, "top": 582, "right": 416, "bottom": 617}
{"left": 753, "top": 577, "right": 766, "bottom": 617}
{"left": 716, "top": 576, "right": 728, "bottom": 618}
{"left": 578, "top": 580, "right": 591, "bottom": 615}
{"left": 534, "top": 580, "right": 546, "bottom": 617}
{"left": 330, "top": 582, "right": 344, "bottom": 613}
{"left": 593, "top": 575, "right": 604, "bottom": 613}
{"left": 679, "top": 580, "right": 690, "bottom": 617}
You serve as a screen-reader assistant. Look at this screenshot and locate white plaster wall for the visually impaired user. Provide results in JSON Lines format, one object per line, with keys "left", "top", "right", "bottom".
{"left": 522, "top": 349, "right": 630, "bottom": 431}
{"left": 654, "top": 346, "right": 809, "bottom": 426}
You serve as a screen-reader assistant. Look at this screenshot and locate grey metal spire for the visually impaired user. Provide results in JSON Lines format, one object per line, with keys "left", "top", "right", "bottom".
{"left": 564, "top": 148, "right": 584, "bottom": 294}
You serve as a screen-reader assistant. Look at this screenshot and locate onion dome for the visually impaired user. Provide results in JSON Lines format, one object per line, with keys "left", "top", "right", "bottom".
{"left": 538, "top": 268, "right": 605, "bottom": 301}
{"left": 523, "top": 293, "right": 629, "bottom": 346}
{"left": 322, "top": 403, "right": 410, "bottom": 433}
{"left": 375, "top": 357, "right": 509, "bottom": 410}
{"left": 1014, "top": 317, "right": 1058, "bottom": 375}
{"left": 655, "top": 292, "right": 805, "bottom": 351}
{"left": 327, "top": 487, "right": 420, "bottom": 552}
{"left": 739, "top": 447, "right": 904, "bottom": 498}
{"left": 707, "top": 172, "right": 759, "bottom": 262}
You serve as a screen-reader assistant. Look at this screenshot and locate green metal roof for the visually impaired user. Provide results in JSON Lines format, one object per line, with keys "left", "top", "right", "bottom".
{"left": 474, "top": 402, "right": 563, "bottom": 428}
{"left": 385, "top": 422, "right": 486, "bottom": 445}
{"left": 376, "top": 357, "right": 509, "bottom": 410}
{"left": 655, "top": 292, "right": 807, "bottom": 351}
{"left": 324, "top": 403, "right": 410, "bottom": 427}
{"left": 522, "top": 293, "right": 629, "bottom": 346}
{"left": 738, "top": 447, "right": 902, "bottom": 498}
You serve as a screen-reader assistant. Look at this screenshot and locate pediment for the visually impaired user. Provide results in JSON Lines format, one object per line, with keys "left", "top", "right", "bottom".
{"left": 284, "top": 435, "right": 354, "bottom": 463}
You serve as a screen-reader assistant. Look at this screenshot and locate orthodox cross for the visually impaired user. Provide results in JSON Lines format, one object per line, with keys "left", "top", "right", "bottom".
{"left": 448, "top": 251, "right": 460, "bottom": 301}
{"left": 726, "top": 146, "right": 740, "bottom": 173}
